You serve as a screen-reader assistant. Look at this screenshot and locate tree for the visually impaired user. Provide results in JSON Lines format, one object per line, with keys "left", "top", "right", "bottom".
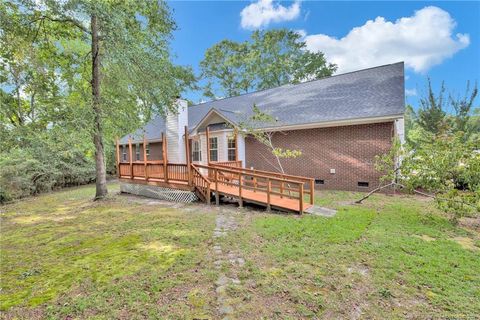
{"left": 4, "top": 0, "right": 194, "bottom": 199}
{"left": 237, "top": 104, "right": 301, "bottom": 174}
{"left": 417, "top": 79, "right": 447, "bottom": 135}
{"left": 250, "top": 29, "right": 335, "bottom": 90}
{"left": 359, "top": 81, "right": 480, "bottom": 223}
{"left": 200, "top": 40, "right": 253, "bottom": 99}
{"left": 200, "top": 29, "right": 336, "bottom": 99}
{"left": 449, "top": 81, "right": 478, "bottom": 138}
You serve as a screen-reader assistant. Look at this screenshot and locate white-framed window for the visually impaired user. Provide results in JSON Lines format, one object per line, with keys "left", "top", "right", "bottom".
{"left": 145, "top": 143, "right": 150, "bottom": 159}
{"left": 122, "top": 145, "right": 127, "bottom": 162}
{"left": 135, "top": 143, "right": 140, "bottom": 161}
{"left": 209, "top": 137, "right": 218, "bottom": 162}
{"left": 192, "top": 140, "right": 201, "bottom": 162}
{"left": 227, "top": 136, "right": 236, "bottom": 161}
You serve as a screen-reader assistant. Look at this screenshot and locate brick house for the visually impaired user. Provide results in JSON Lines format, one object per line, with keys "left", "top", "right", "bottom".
{"left": 119, "top": 62, "right": 405, "bottom": 192}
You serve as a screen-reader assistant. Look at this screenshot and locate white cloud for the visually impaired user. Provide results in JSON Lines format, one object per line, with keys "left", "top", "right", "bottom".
{"left": 303, "top": 6, "right": 470, "bottom": 74}
{"left": 405, "top": 88, "right": 417, "bottom": 96}
{"left": 240, "top": 0, "right": 301, "bottom": 30}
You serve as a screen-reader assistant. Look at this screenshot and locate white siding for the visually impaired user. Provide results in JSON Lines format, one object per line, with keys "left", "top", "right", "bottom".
{"left": 395, "top": 117, "right": 405, "bottom": 144}
{"left": 166, "top": 99, "right": 188, "bottom": 163}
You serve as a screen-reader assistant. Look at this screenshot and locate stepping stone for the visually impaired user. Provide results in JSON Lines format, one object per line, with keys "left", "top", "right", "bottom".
{"left": 215, "top": 275, "right": 229, "bottom": 286}
{"left": 219, "top": 305, "right": 233, "bottom": 315}
{"left": 306, "top": 206, "right": 337, "bottom": 217}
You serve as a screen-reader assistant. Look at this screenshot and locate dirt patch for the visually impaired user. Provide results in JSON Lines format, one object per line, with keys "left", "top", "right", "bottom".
{"left": 413, "top": 234, "right": 436, "bottom": 242}
{"left": 450, "top": 237, "right": 479, "bottom": 251}
{"left": 459, "top": 217, "right": 480, "bottom": 232}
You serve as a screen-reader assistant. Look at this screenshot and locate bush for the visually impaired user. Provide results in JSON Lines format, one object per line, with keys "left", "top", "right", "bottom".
{"left": 0, "top": 147, "right": 95, "bottom": 204}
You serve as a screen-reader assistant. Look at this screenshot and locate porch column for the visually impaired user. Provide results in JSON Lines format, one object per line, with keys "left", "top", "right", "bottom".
{"left": 115, "top": 137, "right": 120, "bottom": 178}
{"left": 206, "top": 126, "right": 211, "bottom": 164}
{"left": 143, "top": 135, "right": 148, "bottom": 181}
{"left": 162, "top": 132, "right": 168, "bottom": 183}
{"left": 128, "top": 138, "right": 133, "bottom": 179}
{"left": 234, "top": 128, "right": 239, "bottom": 163}
{"left": 184, "top": 126, "right": 192, "bottom": 185}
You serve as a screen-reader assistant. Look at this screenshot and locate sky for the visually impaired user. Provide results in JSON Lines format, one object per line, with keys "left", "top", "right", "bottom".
{"left": 167, "top": 1, "right": 480, "bottom": 110}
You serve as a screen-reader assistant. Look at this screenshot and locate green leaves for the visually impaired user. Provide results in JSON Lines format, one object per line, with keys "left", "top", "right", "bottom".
{"left": 1, "top": 0, "right": 195, "bottom": 200}
{"left": 200, "top": 29, "right": 337, "bottom": 99}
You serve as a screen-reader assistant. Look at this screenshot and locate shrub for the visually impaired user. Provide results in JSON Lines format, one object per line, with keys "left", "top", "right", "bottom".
{"left": 0, "top": 147, "right": 95, "bottom": 204}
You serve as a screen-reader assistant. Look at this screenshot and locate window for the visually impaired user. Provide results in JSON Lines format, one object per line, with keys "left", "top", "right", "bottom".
{"left": 122, "top": 146, "right": 127, "bottom": 162}
{"left": 135, "top": 143, "right": 140, "bottom": 161}
{"left": 192, "top": 140, "right": 201, "bottom": 162}
{"left": 315, "top": 179, "right": 324, "bottom": 185}
{"left": 358, "top": 181, "right": 369, "bottom": 188}
{"left": 227, "top": 136, "right": 236, "bottom": 161}
{"left": 209, "top": 137, "right": 218, "bottom": 162}
{"left": 145, "top": 143, "right": 150, "bottom": 159}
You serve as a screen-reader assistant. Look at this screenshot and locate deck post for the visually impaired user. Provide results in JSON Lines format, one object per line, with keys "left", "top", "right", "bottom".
{"left": 280, "top": 180, "right": 284, "bottom": 198}
{"left": 234, "top": 128, "right": 239, "bottom": 162}
{"left": 299, "top": 183, "right": 304, "bottom": 215}
{"left": 214, "top": 168, "right": 219, "bottom": 205}
{"left": 162, "top": 133, "right": 168, "bottom": 183}
{"left": 184, "top": 126, "right": 192, "bottom": 185}
{"left": 206, "top": 126, "right": 211, "bottom": 164}
{"left": 143, "top": 135, "right": 148, "bottom": 181}
{"left": 238, "top": 173, "right": 243, "bottom": 208}
{"left": 267, "top": 178, "right": 271, "bottom": 212}
{"left": 128, "top": 138, "right": 133, "bottom": 179}
{"left": 310, "top": 179, "right": 315, "bottom": 205}
{"left": 207, "top": 184, "right": 211, "bottom": 205}
{"left": 115, "top": 137, "right": 120, "bottom": 178}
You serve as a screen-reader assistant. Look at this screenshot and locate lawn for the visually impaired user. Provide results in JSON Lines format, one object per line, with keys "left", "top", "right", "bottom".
{"left": 1, "top": 183, "right": 479, "bottom": 319}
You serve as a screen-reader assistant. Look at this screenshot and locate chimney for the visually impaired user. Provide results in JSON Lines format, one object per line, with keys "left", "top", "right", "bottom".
{"left": 166, "top": 98, "right": 188, "bottom": 163}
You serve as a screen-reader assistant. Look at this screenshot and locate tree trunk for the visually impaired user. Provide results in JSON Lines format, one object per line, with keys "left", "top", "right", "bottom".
{"left": 91, "top": 13, "right": 108, "bottom": 199}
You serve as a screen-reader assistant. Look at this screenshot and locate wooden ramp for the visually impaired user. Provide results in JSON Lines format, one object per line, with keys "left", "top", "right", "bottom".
{"left": 193, "top": 163, "right": 314, "bottom": 214}
{"left": 118, "top": 161, "right": 314, "bottom": 214}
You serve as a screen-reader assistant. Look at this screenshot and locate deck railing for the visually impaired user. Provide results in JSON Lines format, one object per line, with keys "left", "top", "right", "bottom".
{"left": 195, "top": 163, "right": 311, "bottom": 213}
{"left": 191, "top": 165, "right": 211, "bottom": 204}
{"left": 211, "top": 160, "right": 242, "bottom": 168}
{"left": 118, "top": 162, "right": 189, "bottom": 183}
{"left": 119, "top": 160, "right": 313, "bottom": 214}
{"left": 206, "top": 164, "right": 314, "bottom": 206}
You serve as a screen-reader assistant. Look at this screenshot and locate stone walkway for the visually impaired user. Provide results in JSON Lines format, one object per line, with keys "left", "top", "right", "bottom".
{"left": 212, "top": 210, "right": 245, "bottom": 319}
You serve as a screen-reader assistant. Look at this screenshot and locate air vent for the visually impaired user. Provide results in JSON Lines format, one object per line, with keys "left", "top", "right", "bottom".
{"left": 315, "top": 179, "right": 325, "bottom": 185}
{"left": 358, "top": 181, "right": 369, "bottom": 188}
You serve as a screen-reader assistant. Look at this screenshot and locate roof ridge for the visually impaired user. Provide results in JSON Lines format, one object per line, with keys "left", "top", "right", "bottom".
{"left": 189, "top": 61, "right": 404, "bottom": 108}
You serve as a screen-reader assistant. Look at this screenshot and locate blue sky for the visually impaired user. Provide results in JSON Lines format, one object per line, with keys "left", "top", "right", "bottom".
{"left": 168, "top": 1, "right": 480, "bottom": 110}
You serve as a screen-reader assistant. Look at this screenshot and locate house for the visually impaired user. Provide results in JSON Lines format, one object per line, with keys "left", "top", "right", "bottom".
{"left": 118, "top": 62, "right": 405, "bottom": 194}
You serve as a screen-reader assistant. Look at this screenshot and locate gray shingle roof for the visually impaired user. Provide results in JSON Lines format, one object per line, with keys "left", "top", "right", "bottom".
{"left": 120, "top": 62, "right": 404, "bottom": 144}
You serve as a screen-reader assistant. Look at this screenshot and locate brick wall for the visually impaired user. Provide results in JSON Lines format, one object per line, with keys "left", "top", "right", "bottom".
{"left": 245, "top": 122, "right": 394, "bottom": 191}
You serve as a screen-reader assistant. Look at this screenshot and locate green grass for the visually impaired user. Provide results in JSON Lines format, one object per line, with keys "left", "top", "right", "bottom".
{"left": 1, "top": 184, "right": 478, "bottom": 319}
{"left": 0, "top": 183, "right": 217, "bottom": 319}
{"left": 226, "top": 191, "right": 480, "bottom": 318}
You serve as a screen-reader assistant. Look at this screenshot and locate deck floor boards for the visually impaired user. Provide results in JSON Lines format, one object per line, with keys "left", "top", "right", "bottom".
{"left": 212, "top": 183, "right": 312, "bottom": 212}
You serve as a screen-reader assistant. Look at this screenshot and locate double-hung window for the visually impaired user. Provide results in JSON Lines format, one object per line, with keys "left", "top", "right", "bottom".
{"left": 122, "top": 145, "right": 127, "bottom": 162}
{"left": 145, "top": 143, "right": 150, "bottom": 159}
{"left": 209, "top": 137, "right": 218, "bottom": 162}
{"left": 192, "top": 140, "right": 201, "bottom": 161}
{"left": 135, "top": 143, "right": 140, "bottom": 161}
{"left": 227, "top": 136, "right": 236, "bottom": 161}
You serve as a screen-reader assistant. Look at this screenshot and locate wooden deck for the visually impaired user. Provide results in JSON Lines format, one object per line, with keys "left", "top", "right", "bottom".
{"left": 117, "top": 161, "right": 314, "bottom": 214}
{"left": 211, "top": 182, "right": 313, "bottom": 212}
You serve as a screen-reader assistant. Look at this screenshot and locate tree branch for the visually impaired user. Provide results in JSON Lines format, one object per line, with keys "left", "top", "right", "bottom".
{"left": 37, "top": 15, "right": 91, "bottom": 34}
